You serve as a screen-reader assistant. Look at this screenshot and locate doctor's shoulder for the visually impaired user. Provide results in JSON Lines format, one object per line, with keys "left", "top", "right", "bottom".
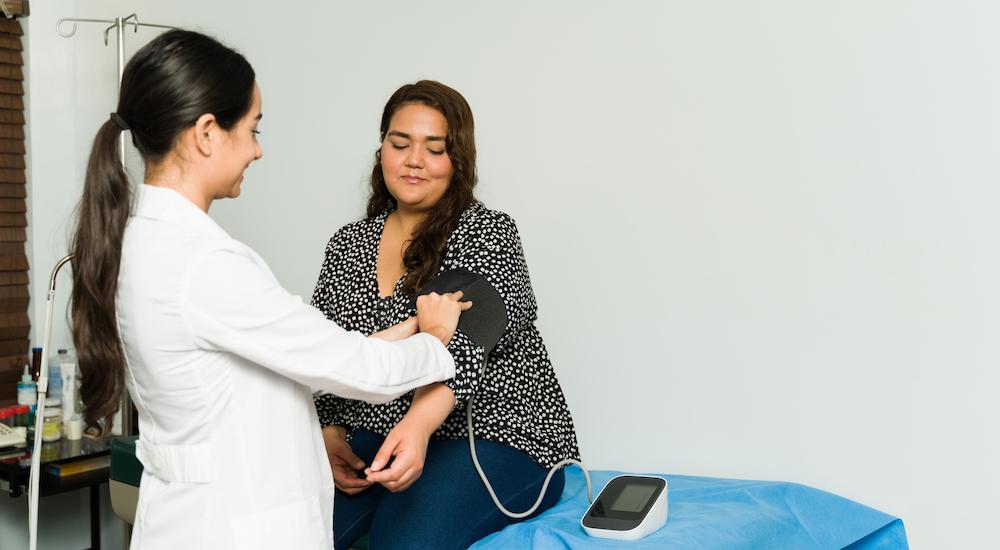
{"left": 178, "top": 237, "right": 274, "bottom": 283}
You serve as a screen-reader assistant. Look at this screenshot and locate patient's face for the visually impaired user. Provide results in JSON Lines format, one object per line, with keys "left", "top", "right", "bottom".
{"left": 380, "top": 103, "right": 453, "bottom": 212}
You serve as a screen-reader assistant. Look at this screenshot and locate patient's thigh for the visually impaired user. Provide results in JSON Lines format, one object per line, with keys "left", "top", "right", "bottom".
{"left": 367, "top": 438, "right": 560, "bottom": 550}
{"left": 333, "top": 429, "right": 388, "bottom": 550}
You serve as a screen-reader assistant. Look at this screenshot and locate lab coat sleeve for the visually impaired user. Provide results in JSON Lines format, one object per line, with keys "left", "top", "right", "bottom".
{"left": 180, "top": 243, "right": 455, "bottom": 404}
{"left": 440, "top": 211, "right": 537, "bottom": 407}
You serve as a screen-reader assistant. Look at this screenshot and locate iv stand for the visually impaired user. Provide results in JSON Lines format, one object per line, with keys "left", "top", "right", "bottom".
{"left": 28, "top": 14, "right": 174, "bottom": 550}
{"left": 57, "top": 14, "right": 175, "bottom": 160}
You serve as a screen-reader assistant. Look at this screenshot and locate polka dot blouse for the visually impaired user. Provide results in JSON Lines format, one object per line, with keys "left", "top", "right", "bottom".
{"left": 311, "top": 203, "right": 581, "bottom": 469}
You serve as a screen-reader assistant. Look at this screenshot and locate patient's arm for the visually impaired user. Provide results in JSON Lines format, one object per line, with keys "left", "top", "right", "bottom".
{"left": 369, "top": 317, "right": 418, "bottom": 341}
{"left": 365, "top": 382, "right": 455, "bottom": 492}
{"left": 359, "top": 317, "right": 455, "bottom": 492}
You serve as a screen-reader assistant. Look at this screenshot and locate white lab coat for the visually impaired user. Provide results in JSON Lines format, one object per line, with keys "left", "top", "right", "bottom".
{"left": 116, "top": 184, "right": 455, "bottom": 549}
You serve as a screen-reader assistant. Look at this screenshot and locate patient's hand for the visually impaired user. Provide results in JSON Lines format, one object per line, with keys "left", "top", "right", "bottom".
{"left": 364, "top": 416, "right": 431, "bottom": 493}
{"left": 322, "top": 425, "right": 371, "bottom": 495}
{"left": 369, "top": 317, "right": 418, "bottom": 341}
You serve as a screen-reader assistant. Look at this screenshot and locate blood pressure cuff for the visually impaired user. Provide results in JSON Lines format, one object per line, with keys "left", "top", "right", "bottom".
{"left": 407, "top": 268, "right": 507, "bottom": 356}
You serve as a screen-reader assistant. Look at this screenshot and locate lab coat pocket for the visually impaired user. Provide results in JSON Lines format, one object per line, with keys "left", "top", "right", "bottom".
{"left": 230, "top": 494, "right": 329, "bottom": 550}
{"left": 135, "top": 475, "right": 212, "bottom": 550}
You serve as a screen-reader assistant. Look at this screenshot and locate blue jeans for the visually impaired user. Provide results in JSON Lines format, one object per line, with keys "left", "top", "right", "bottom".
{"left": 333, "top": 428, "right": 565, "bottom": 550}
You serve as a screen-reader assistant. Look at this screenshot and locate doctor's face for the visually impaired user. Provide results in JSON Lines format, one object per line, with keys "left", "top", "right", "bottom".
{"left": 214, "top": 82, "right": 264, "bottom": 200}
{"left": 380, "top": 103, "right": 453, "bottom": 212}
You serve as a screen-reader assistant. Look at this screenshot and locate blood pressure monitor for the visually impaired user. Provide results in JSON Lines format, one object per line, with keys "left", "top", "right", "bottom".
{"left": 581, "top": 475, "right": 668, "bottom": 540}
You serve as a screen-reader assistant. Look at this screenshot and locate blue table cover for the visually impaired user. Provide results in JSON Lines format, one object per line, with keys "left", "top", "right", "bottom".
{"left": 471, "top": 469, "right": 908, "bottom": 549}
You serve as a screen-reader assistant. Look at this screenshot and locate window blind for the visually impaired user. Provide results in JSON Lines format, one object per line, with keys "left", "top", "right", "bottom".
{"left": 0, "top": 16, "right": 28, "bottom": 403}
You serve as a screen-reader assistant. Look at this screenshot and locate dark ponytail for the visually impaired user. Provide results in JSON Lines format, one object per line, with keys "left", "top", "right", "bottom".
{"left": 71, "top": 120, "right": 131, "bottom": 430}
{"left": 70, "top": 30, "right": 255, "bottom": 431}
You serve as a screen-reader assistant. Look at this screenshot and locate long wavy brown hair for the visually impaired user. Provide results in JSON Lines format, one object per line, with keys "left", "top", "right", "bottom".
{"left": 366, "top": 80, "right": 478, "bottom": 295}
{"left": 70, "top": 30, "right": 255, "bottom": 432}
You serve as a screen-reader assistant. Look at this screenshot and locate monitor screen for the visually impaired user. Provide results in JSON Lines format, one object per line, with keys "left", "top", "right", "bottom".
{"left": 609, "top": 483, "right": 658, "bottom": 513}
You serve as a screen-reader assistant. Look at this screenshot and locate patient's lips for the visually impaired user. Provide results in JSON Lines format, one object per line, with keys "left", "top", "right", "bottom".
{"left": 401, "top": 174, "right": 425, "bottom": 184}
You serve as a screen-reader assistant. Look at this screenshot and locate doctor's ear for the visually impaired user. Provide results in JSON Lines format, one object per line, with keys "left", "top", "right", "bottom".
{"left": 193, "top": 113, "right": 218, "bottom": 156}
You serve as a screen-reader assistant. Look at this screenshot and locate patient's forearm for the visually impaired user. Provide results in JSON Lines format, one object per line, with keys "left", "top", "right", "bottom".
{"left": 369, "top": 317, "right": 418, "bottom": 341}
{"left": 405, "top": 383, "right": 456, "bottom": 435}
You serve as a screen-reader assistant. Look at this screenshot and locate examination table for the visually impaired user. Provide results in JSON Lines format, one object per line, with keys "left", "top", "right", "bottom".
{"left": 112, "top": 439, "right": 906, "bottom": 548}
{"left": 471, "top": 468, "right": 907, "bottom": 549}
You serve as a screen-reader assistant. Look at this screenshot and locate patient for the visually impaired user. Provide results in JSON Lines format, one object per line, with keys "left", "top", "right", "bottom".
{"left": 311, "top": 80, "right": 581, "bottom": 549}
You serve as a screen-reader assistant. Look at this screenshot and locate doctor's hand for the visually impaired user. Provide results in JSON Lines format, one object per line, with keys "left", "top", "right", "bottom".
{"left": 417, "top": 291, "right": 473, "bottom": 347}
{"left": 322, "top": 425, "right": 372, "bottom": 495}
{"left": 369, "top": 317, "right": 418, "bottom": 341}
{"left": 364, "top": 416, "right": 431, "bottom": 493}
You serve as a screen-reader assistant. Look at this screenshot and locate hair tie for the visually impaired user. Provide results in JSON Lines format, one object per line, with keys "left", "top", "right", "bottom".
{"left": 110, "top": 112, "right": 130, "bottom": 131}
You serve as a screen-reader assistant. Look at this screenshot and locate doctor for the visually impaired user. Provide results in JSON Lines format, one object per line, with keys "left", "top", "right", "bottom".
{"left": 69, "top": 30, "right": 468, "bottom": 549}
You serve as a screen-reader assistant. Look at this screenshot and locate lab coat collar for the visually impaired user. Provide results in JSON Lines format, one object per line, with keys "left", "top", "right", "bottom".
{"left": 133, "top": 184, "right": 231, "bottom": 240}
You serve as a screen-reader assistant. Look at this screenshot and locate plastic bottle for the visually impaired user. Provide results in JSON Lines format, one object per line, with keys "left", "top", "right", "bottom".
{"left": 41, "top": 397, "right": 63, "bottom": 443}
{"left": 59, "top": 350, "right": 78, "bottom": 426}
{"left": 16, "top": 365, "right": 35, "bottom": 405}
{"left": 15, "top": 365, "right": 36, "bottom": 432}
{"left": 48, "top": 350, "right": 64, "bottom": 400}
{"left": 65, "top": 413, "right": 83, "bottom": 441}
{"left": 30, "top": 347, "right": 42, "bottom": 380}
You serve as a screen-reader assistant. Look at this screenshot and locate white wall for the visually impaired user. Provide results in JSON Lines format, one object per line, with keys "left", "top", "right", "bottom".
{"left": 20, "top": 1, "right": 1000, "bottom": 548}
